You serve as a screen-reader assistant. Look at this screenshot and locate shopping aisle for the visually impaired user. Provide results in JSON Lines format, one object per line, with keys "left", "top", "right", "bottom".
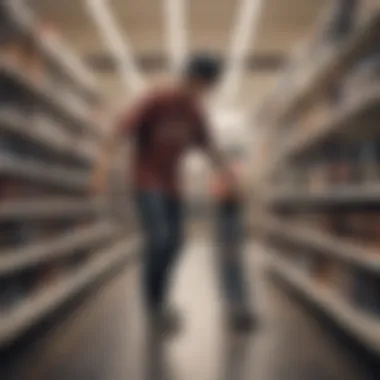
{"left": 4, "top": 239, "right": 367, "bottom": 380}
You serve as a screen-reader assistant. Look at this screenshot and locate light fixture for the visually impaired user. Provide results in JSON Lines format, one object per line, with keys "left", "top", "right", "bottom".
{"left": 218, "top": 0, "right": 264, "bottom": 102}
{"left": 86, "top": 0, "right": 145, "bottom": 94}
{"left": 163, "top": 0, "right": 188, "bottom": 75}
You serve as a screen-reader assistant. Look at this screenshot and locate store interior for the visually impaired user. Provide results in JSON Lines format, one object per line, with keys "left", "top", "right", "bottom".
{"left": 1, "top": 0, "right": 380, "bottom": 379}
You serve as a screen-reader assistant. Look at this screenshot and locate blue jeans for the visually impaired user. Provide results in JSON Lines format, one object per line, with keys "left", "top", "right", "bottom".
{"left": 136, "top": 191, "right": 183, "bottom": 312}
{"left": 216, "top": 201, "right": 249, "bottom": 307}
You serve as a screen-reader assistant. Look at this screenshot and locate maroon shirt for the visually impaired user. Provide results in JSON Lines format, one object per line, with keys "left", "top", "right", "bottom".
{"left": 118, "top": 86, "right": 211, "bottom": 196}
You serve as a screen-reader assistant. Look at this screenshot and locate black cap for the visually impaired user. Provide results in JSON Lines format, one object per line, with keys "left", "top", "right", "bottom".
{"left": 184, "top": 53, "right": 222, "bottom": 85}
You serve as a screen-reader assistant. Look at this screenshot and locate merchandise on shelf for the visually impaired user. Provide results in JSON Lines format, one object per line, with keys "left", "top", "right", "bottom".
{"left": 307, "top": 153, "right": 329, "bottom": 192}
{"left": 322, "top": 0, "right": 360, "bottom": 42}
{"left": 0, "top": 5, "right": 121, "bottom": 345}
{"left": 332, "top": 263, "right": 353, "bottom": 300}
{"left": 0, "top": 221, "right": 31, "bottom": 249}
{"left": 260, "top": 0, "right": 380, "bottom": 357}
{"left": 357, "top": 138, "right": 380, "bottom": 183}
{"left": 350, "top": 269, "right": 380, "bottom": 315}
{"left": 296, "top": 250, "right": 320, "bottom": 276}
{"left": 0, "top": 275, "right": 27, "bottom": 311}
{"left": 20, "top": 36, "right": 45, "bottom": 83}
{"left": 342, "top": 53, "right": 380, "bottom": 103}
{"left": 309, "top": 256, "right": 333, "bottom": 285}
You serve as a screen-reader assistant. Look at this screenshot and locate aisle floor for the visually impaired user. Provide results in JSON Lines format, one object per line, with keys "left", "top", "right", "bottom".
{"left": 6, "top": 239, "right": 367, "bottom": 380}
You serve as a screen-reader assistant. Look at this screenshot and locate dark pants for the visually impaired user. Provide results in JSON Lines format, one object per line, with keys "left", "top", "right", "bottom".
{"left": 216, "top": 201, "right": 249, "bottom": 307}
{"left": 136, "top": 191, "right": 183, "bottom": 312}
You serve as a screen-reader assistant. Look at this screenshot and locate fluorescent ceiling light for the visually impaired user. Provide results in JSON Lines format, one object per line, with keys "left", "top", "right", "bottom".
{"left": 218, "top": 0, "right": 264, "bottom": 102}
{"left": 86, "top": 0, "right": 145, "bottom": 93}
{"left": 163, "top": 0, "right": 187, "bottom": 74}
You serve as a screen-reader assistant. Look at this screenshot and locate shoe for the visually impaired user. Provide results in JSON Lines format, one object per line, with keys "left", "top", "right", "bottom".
{"left": 228, "top": 307, "right": 258, "bottom": 333}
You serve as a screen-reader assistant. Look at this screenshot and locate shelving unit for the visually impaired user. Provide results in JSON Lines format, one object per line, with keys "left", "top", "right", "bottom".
{"left": 0, "top": 4, "right": 138, "bottom": 348}
{"left": 0, "top": 237, "right": 140, "bottom": 346}
{"left": 4, "top": 0, "right": 100, "bottom": 103}
{"left": 0, "top": 153, "right": 90, "bottom": 191}
{"left": 0, "top": 198, "right": 106, "bottom": 220}
{"left": 257, "top": 2, "right": 380, "bottom": 357}
{"left": 1, "top": 61, "right": 102, "bottom": 137}
{"left": 259, "top": 9, "right": 380, "bottom": 134}
{"left": 0, "top": 221, "right": 120, "bottom": 275}
{"left": 275, "top": 86, "right": 380, "bottom": 169}
{"left": 268, "top": 184, "right": 380, "bottom": 210}
{"left": 269, "top": 253, "right": 380, "bottom": 357}
{"left": 263, "top": 218, "right": 380, "bottom": 274}
{"left": 0, "top": 110, "right": 97, "bottom": 163}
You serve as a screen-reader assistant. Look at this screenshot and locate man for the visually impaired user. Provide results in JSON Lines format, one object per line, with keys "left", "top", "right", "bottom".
{"left": 93, "top": 54, "right": 237, "bottom": 332}
{"left": 211, "top": 148, "right": 255, "bottom": 332}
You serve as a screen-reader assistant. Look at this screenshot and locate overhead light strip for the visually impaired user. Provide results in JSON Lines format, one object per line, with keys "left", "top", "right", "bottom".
{"left": 86, "top": 0, "right": 145, "bottom": 93}
{"left": 218, "top": 0, "right": 265, "bottom": 101}
{"left": 163, "top": 0, "right": 188, "bottom": 74}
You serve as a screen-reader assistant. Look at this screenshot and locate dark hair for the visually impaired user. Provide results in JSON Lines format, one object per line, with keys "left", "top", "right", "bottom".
{"left": 184, "top": 53, "right": 222, "bottom": 85}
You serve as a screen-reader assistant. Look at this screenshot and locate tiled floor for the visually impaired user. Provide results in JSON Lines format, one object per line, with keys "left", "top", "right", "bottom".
{"left": 5, "top": 240, "right": 367, "bottom": 380}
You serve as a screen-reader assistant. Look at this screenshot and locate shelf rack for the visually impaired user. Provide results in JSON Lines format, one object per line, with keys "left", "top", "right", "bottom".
{"left": 257, "top": 4, "right": 380, "bottom": 358}
{"left": 0, "top": 110, "right": 98, "bottom": 163}
{"left": 260, "top": 11, "right": 380, "bottom": 131}
{"left": 0, "top": 237, "right": 140, "bottom": 346}
{"left": 256, "top": 11, "right": 380, "bottom": 182}
{"left": 277, "top": 86, "right": 380, "bottom": 168}
{"left": 263, "top": 218, "right": 380, "bottom": 274}
{"left": 1, "top": 61, "right": 102, "bottom": 138}
{"left": 0, "top": 5, "right": 137, "bottom": 348}
{"left": 0, "top": 198, "right": 106, "bottom": 221}
{"left": 268, "top": 184, "right": 380, "bottom": 210}
{"left": 269, "top": 253, "right": 380, "bottom": 357}
{"left": 3, "top": 0, "right": 100, "bottom": 103}
{"left": 0, "top": 153, "right": 90, "bottom": 192}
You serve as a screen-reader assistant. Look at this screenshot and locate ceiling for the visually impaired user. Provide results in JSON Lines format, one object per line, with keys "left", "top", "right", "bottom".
{"left": 26, "top": 0, "right": 329, "bottom": 194}
{"left": 28, "top": 0, "right": 329, "bottom": 107}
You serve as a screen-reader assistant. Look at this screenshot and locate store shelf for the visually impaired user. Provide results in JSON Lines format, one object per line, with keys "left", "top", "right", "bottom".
{"left": 264, "top": 218, "right": 380, "bottom": 273}
{"left": 4, "top": 0, "right": 99, "bottom": 102}
{"left": 0, "top": 61, "right": 100, "bottom": 138}
{"left": 0, "top": 110, "right": 97, "bottom": 163}
{"left": 0, "top": 153, "right": 89, "bottom": 192}
{"left": 268, "top": 183, "right": 380, "bottom": 210}
{"left": 280, "top": 86, "right": 380, "bottom": 162}
{"left": 0, "top": 236, "right": 140, "bottom": 346}
{"left": 269, "top": 254, "right": 380, "bottom": 357}
{"left": 37, "top": 37, "right": 100, "bottom": 102}
{"left": 268, "top": 11, "right": 380, "bottom": 127}
{"left": 0, "top": 221, "right": 120, "bottom": 275}
{"left": 0, "top": 198, "right": 105, "bottom": 221}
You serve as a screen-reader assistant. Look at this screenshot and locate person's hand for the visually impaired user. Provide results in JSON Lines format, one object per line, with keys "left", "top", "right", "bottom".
{"left": 224, "top": 171, "right": 243, "bottom": 201}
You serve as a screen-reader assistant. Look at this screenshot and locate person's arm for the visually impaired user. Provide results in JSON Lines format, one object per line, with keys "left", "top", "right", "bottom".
{"left": 194, "top": 109, "right": 238, "bottom": 194}
{"left": 204, "top": 143, "right": 235, "bottom": 185}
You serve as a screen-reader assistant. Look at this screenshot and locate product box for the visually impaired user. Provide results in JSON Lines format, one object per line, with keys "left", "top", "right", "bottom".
{"left": 349, "top": 269, "right": 380, "bottom": 315}
{"left": 342, "top": 53, "right": 380, "bottom": 104}
{"left": 314, "top": 258, "right": 336, "bottom": 286}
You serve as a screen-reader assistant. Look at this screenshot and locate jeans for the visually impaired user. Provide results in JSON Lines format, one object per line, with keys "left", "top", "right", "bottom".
{"left": 215, "top": 201, "right": 249, "bottom": 307}
{"left": 136, "top": 191, "right": 183, "bottom": 312}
